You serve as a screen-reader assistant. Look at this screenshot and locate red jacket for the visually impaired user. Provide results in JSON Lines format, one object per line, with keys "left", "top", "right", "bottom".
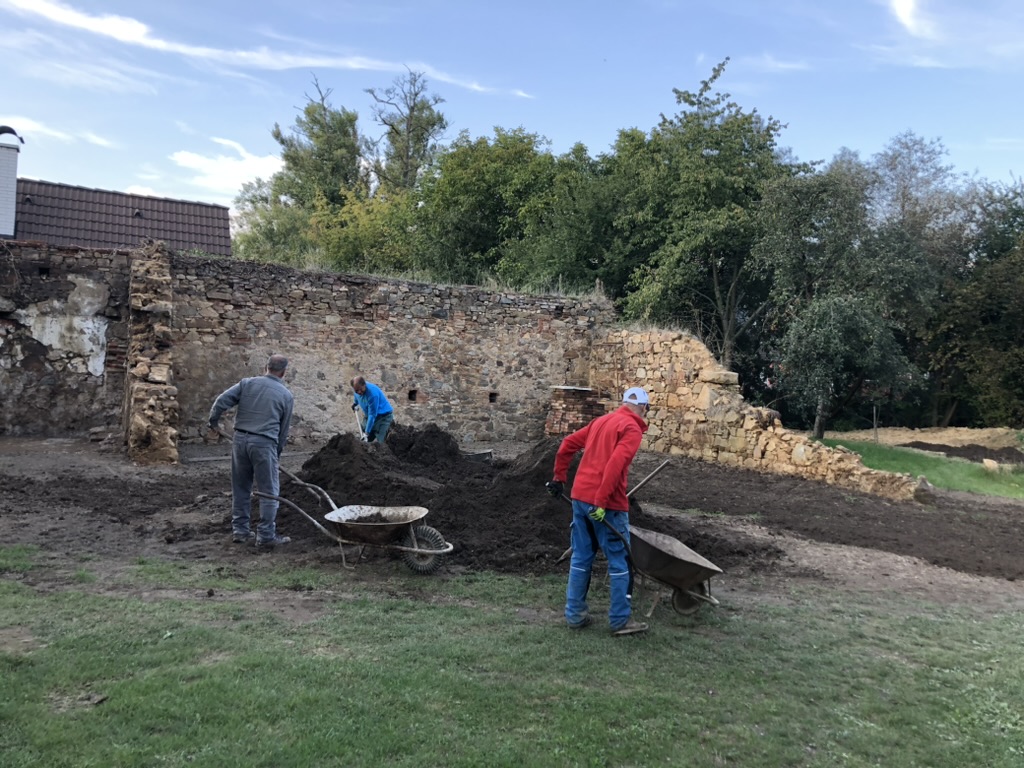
{"left": 553, "top": 405, "right": 649, "bottom": 511}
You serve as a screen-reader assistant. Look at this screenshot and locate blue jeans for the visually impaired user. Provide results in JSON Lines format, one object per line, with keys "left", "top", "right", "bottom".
{"left": 565, "top": 501, "right": 633, "bottom": 629}
{"left": 230, "top": 432, "right": 280, "bottom": 541}
{"left": 368, "top": 412, "right": 394, "bottom": 443}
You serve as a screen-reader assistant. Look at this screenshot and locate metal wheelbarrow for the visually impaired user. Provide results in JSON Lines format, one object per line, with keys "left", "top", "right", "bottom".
{"left": 629, "top": 525, "right": 722, "bottom": 617}
{"left": 255, "top": 468, "right": 453, "bottom": 574}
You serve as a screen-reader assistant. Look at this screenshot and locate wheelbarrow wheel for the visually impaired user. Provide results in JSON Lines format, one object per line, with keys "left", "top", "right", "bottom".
{"left": 401, "top": 525, "right": 446, "bottom": 575}
{"left": 671, "top": 586, "right": 703, "bottom": 616}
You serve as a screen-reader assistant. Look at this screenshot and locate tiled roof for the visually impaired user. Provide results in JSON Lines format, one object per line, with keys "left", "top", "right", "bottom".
{"left": 14, "top": 179, "right": 231, "bottom": 256}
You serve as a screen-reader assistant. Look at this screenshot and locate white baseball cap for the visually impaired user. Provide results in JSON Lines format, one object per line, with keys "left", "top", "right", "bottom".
{"left": 622, "top": 387, "right": 649, "bottom": 406}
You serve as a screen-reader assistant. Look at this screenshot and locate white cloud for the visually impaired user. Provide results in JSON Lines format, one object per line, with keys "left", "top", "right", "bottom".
{"left": 0, "top": 115, "right": 73, "bottom": 142}
{"left": 876, "top": 1, "right": 1024, "bottom": 69}
{"left": 889, "top": 0, "right": 938, "bottom": 39}
{"left": 82, "top": 132, "right": 114, "bottom": 148}
{"left": 124, "top": 184, "right": 159, "bottom": 197}
{"left": 170, "top": 138, "right": 283, "bottom": 202}
{"left": 136, "top": 163, "right": 162, "bottom": 181}
{"left": 740, "top": 54, "right": 810, "bottom": 73}
{"left": 30, "top": 60, "right": 161, "bottom": 93}
{"left": 0, "top": 0, "right": 527, "bottom": 96}
{"left": 0, "top": 115, "right": 116, "bottom": 148}
{"left": 0, "top": 27, "right": 189, "bottom": 93}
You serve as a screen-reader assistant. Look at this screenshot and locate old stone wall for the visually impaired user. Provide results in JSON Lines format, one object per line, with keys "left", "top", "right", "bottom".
{"left": 0, "top": 243, "right": 918, "bottom": 499}
{"left": 0, "top": 242, "right": 129, "bottom": 436}
{"left": 582, "top": 329, "right": 918, "bottom": 500}
{"left": 168, "top": 252, "right": 611, "bottom": 447}
{"left": 123, "top": 246, "right": 179, "bottom": 463}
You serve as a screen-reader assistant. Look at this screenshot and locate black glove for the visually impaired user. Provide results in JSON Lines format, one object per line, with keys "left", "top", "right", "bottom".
{"left": 351, "top": 403, "right": 358, "bottom": 411}
{"left": 545, "top": 481, "right": 563, "bottom": 498}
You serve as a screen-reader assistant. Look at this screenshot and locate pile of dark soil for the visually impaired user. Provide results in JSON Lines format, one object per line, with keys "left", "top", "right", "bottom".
{"left": 899, "top": 442, "right": 1024, "bottom": 465}
{"left": 288, "top": 423, "right": 780, "bottom": 575}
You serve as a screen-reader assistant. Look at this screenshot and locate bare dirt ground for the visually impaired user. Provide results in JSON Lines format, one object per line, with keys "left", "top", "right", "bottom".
{"left": 2, "top": 426, "right": 1023, "bottom": 619}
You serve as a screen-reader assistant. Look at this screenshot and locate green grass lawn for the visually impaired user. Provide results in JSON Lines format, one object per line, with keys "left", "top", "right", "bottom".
{"left": 821, "top": 438, "right": 1024, "bottom": 499}
{"left": 2, "top": 555, "right": 1023, "bottom": 768}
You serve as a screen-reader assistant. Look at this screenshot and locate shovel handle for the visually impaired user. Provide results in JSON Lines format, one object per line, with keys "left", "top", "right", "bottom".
{"left": 628, "top": 459, "right": 670, "bottom": 498}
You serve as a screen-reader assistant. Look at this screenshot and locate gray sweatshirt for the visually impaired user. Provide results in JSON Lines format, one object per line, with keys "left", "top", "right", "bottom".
{"left": 209, "top": 374, "right": 294, "bottom": 456}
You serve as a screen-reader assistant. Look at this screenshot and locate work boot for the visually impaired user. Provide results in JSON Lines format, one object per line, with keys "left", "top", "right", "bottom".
{"left": 567, "top": 614, "right": 592, "bottom": 630}
{"left": 610, "top": 619, "right": 648, "bottom": 636}
{"left": 256, "top": 535, "right": 291, "bottom": 549}
{"left": 232, "top": 531, "right": 256, "bottom": 544}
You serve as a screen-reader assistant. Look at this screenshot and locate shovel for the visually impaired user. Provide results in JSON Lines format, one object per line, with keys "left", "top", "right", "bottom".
{"left": 353, "top": 405, "right": 367, "bottom": 441}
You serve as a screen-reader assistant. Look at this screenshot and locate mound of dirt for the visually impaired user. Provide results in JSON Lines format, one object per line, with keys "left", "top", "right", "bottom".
{"left": 824, "top": 426, "right": 1021, "bottom": 449}
{"left": 290, "top": 424, "right": 780, "bottom": 575}
{"left": 898, "top": 442, "right": 1024, "bottom": 465}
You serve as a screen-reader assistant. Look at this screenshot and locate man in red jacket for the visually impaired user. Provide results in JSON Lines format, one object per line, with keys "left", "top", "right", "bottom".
{"left": 547, "top": 387, "right": 651, "bottom": 635}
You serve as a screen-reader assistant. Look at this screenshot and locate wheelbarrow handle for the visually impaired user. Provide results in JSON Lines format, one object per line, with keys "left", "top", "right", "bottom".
{"left": 279, "top": 466, "right": 338, "bottom": 511}
{"left": 254, "top": 491, "right": 344, "bottom": 546}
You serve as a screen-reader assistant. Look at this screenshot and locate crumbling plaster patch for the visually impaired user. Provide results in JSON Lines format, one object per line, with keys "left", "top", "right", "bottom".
{"left": 13, "top": 275, "right": 109, "bottom": 376}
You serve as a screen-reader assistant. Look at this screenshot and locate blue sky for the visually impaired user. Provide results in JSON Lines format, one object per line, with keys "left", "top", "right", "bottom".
{"left": 2, "top": 0, "right": 1022, "bottom": 209}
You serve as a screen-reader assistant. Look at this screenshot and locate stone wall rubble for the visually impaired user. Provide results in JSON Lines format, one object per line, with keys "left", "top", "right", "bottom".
{"left": 581, "top": 329, "right": 918, "bottom": 500}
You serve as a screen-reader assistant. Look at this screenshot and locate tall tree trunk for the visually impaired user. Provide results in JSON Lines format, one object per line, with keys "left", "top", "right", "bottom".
{"left": 939, "top": 399, "right": 957, "bottom": 428}
{"left": 812, "top": 397, "right": 829, "bottom": 439}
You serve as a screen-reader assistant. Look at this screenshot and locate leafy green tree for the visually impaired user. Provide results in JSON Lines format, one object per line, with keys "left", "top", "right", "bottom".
{"left": 597, "top": 128, "right": 673, "bottom": 300}
{"left": 755, "top": 155, "right": 923, "bottom": 436}
{"left": 949, "top": 244, "right": 1024, "bottom": 426}
{"left": 270, "top": 78, "right": 367, "bottom": 208}
{"left": 777, "top": 294, "right": 914, "bottom": 437}
{"left": 622, "top": 59, "right": 796, "bottom": 368}
{"left": 365, "top": 70, "right": 448, "bottom": 192}
{"left": 868, "top": 133, "right": 977, "bottom": 426}
{"left": 232, "top": 178, "right": 320, "bottom": 266}
{"left": 414, "top": 128, "right": 555, "bottom": 284}
{"left": 494, "top": 143, "right": 620, "bottom": 291}
{"left": 309, "top": 187, "right": 419, "bottom": 274}
{"left": 927, "top": 180, "right": 1024, "bottom": 426}
{"left": 233, "top": 73, "right": 448, "bottom": 268}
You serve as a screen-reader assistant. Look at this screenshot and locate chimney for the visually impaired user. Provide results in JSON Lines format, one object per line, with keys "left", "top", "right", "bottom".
{"left": 0, "top": 141, "right": 18, "bottom": 238}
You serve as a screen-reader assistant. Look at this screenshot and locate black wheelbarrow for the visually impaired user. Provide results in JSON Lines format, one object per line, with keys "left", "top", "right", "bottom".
{"left": 255, "top": 468, "right": 453, "bottom": 574}
{"left": 629, "top": 525, "right": 722, "bottom": 616}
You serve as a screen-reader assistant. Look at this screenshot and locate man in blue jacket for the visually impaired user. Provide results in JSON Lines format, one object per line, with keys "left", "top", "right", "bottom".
{"left": 350, "top": 375, "right": 394, "bottom": 443}
{"left": 209, "top": 354, "right": 294, "bottom": 548}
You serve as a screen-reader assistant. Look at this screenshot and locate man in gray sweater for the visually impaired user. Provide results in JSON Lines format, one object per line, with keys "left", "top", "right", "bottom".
{"left": 209, "top": 354, "right": 295, "bottom": 547}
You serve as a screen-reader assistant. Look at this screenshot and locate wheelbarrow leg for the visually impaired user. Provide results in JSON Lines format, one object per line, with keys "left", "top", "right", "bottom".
{"left": 634, "top": 573, "right": 661, "bottom": 619}
{"left": 339, "top": 541, "right": 351, "bottom": 570}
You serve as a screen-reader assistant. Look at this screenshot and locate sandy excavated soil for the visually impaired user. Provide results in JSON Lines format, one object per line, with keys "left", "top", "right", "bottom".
{"left": 825, "top": 426, "right": 1022, "bottom": 450}
{"left": 2, "top": 425, "right": 1023, "bottom": 619}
